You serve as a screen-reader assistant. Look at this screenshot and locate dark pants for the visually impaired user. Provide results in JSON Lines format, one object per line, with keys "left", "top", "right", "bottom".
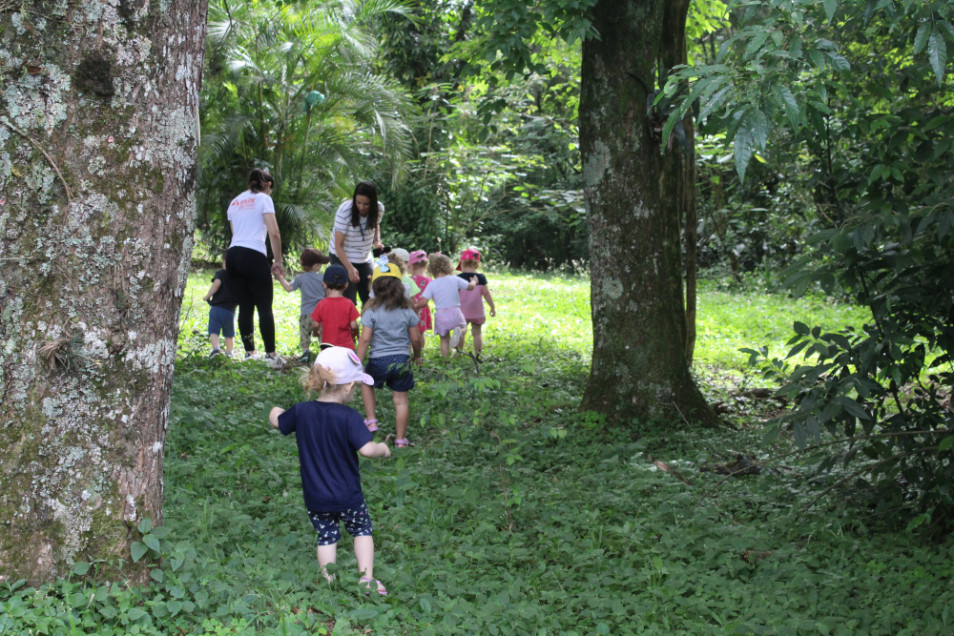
{"left": 330, "top": 254, "right": 373, "bottom": 307}
{"left": 226, "top": 246, "right": 276, "bottom": 353}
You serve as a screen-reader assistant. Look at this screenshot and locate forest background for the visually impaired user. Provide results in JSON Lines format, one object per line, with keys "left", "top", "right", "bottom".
{"left": 2, "top": 0, "right": 954, "bottom": 632}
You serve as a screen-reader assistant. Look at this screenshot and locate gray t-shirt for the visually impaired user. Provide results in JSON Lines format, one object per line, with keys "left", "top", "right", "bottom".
{"left": 291, "top": 271, "right": 326, "bottom": 316}
{"left": 360, "top": 306, "right": 419, "bottom": 358}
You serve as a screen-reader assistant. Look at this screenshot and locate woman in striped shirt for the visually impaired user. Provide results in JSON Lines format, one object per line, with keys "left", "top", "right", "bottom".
{"left": 328, "top": 181, "right": 385, "bottom": 306}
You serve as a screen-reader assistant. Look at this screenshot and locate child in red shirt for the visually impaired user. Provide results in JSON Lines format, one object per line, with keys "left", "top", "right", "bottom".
{"left": 311, "top": 264, "right": 360, "bottom": 350}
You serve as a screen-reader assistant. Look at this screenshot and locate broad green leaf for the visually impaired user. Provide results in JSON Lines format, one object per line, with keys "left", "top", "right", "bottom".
{"left": 143, "top": 534, "right": 161, "bottom": 553}
{"left": 823, "top": 0, "right": 838, "bottom": 23}
{"left": 130, "top": 541, "right": 148, "bottom": 563}
{"left": 928, "top": 30, "right": 947, "bottom": 86}
{"left": 137, "top": 517, "right": 153, "bottom": 534}
{"left": 733, "top": 128, "right": 753, "bottom": 183}
{"left": 913, "top": 21, "right": 931, "bottom": 54}
{"left": 776, "top": 84, "right": 801, "bottom": 129}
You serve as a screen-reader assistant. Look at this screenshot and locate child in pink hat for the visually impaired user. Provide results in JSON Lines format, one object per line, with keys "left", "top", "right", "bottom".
{"left": 408, "top": 250, "right": 432, "bottom": 348}
{"left": 456, "top": 248, "right": 496, "bottom": 359}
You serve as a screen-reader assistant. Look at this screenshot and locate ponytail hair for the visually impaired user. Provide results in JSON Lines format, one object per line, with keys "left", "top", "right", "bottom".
{"left": 248, "top": 168, "right": 269, "bottom": 194}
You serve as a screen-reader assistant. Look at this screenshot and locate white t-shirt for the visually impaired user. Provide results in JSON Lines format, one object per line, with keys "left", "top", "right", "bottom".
{"left": 329, "top": 199, "right": 385, "bottom": 264}
{"left": 228, "top": 190, "right": 275, "bottom": 255}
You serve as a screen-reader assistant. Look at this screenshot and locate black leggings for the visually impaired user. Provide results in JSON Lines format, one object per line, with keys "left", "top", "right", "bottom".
{"left": 226, "top": 246, "right": 276, "bottom": 353}
{"left": 330, "top": 254, "right": 373, "bottom": 306}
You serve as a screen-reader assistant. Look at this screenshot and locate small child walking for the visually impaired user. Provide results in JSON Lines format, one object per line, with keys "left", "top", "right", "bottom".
{"left": 357, "top": 260, "right": 423, "bottom": 447}
{"left": 277, "top": 248, "right": 332, "bottom": 363}
{"left": 407, "top": 250, "right": 432, "bottom": 347}
{"left": 414, "top": 253, "right": 476, "bottom": 359}
{"left": 386, "top": 248, "right": 421, "bottom": 299}
{"left": 456, "top": 248, "right": 496, "bottom": 359}
{"left": 203, "top": 261, "right": 239, "bottom": 358}
{"left": 269, "top": 346, "right": 391, "bottom": 594}
{"left": 311, "top": 264, "right": 360, "bottom": 350}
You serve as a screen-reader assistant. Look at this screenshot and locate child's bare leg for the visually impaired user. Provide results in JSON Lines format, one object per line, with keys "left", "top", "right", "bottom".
{"left": 354, "top": 535, "right": 375, "bottom": 579}
{"left": 440, "top": 334, "right": 450, "bottom": 359}
{"left": 209, "top": 334, "right": 220, "bottom": 349}
{"left": 458, "top": 324, "right": 468, "bottom": 351}
{"left": 471, "top": 323, "right": 483, "bottom": 355}
{"left": 393, "top": 391, "right": 409, "bottom": 441}
{"left": 224, "top": 336, "right": 234, "bottom": 354}
{"left": 361, "top": 384, "right": 377, "bottom": 423}
{"left": 316, "top": 542, "right": 338, "bottom": 582}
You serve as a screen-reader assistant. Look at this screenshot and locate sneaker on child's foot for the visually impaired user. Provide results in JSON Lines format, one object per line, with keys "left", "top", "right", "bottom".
{"left": 265, "top": 353, "right": 285, "bottom": 369}
{"left": 209, "top": 348, "right": 222, "bottom": 358}
{"left": 298, "top": 351, "right": 311, "bottom": 364}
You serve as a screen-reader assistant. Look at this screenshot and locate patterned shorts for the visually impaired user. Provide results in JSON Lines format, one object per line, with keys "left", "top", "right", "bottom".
{"left": 308, "top": 501, "right": 373, "bottom": 546}
{"left": 366, "top": 354, "right": 415, "bottom": 392}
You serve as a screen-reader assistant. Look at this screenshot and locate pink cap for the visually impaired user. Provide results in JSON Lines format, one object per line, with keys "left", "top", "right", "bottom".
{"left": 457, "top": 248, "right": 481, "bottom": 270}
{"left": 409, "top": 250, "right": 427, "bottom": 265}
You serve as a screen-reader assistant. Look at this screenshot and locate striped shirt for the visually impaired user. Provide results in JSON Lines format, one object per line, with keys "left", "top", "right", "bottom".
{"left": 329, "top": 199, "right": 384, "bottom": 264}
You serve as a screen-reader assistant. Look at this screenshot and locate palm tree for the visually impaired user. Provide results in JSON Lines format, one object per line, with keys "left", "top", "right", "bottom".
{"left": 197, "top": 0, "right": 416, "bottom": 257}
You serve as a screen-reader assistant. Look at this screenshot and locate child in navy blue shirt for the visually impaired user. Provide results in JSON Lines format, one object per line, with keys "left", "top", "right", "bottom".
{"left": 269, "top": 346, "right": 392, "bottom": 594}
{"left": 203, "top": 261, "right": 239, "bottom": 358}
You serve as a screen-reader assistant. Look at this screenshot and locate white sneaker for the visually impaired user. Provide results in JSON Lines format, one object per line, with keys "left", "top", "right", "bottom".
{"left": 265, "top": 354, "right": 285, "bottom": 369}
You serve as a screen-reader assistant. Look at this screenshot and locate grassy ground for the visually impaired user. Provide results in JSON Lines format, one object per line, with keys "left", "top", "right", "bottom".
{"left": 4, "top": 270, "right": 951, "bottom": 635}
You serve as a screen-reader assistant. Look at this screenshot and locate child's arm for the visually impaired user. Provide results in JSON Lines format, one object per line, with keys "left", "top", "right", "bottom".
{"left": 276, "top": 273, "right": 295, "bottom": 293}
{"left": 269, "top": 407, "right": 285, "bottom": 429}
{"left": 413, "top": 297, "right": 429, "bottom": 311}
{"left": 203, "top": 279, "right": 222, "bottom": 303}
{"left": 483, "top": 286, "right": 496, "bottom": 317}
{"left": 358, "top": 440, "right": 391, "bottom": 458}
{"left": 350, "top": 320, "right": 360, "bottom": 341}
{"left": 465, "top": 277, "right": 477, "bottom": 291}
{"left": 409, "top": 326, "right": 423, "bottom": 363}
{"left": 356, "top": 325, "right": 372, "bottom": 361}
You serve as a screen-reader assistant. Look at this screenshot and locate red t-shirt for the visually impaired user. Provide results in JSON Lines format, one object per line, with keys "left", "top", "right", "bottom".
{"left": 311, "top": 296, "right": 359, "bottom": 349}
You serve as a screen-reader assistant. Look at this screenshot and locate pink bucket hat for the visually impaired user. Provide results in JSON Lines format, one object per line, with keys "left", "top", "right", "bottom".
{"left": 314, "top": 346, "right": 373, "bottom": 386}
{"left": 408, "top": 250, "right": 428, "bottom": 265}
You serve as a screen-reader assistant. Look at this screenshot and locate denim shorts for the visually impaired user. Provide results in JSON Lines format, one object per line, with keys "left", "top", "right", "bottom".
{"left": 366, "top": 354, "right": 414, "bottom": 392}
{"left": 308, "top": 501, "right": 373, "bottom": 545}
{"left": 207, "top": 305, "right": 235, "bottom": 338}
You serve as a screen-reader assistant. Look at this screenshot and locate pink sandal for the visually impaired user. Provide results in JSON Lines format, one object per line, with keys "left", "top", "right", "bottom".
{"left": 395, "top": 438, "right": 409, "bottom": 448}
{"left": 364, "top": 418, "right": 378, "bottom": 433}
{"left": 359, "top": 576, "right": 387, "bottom": 596}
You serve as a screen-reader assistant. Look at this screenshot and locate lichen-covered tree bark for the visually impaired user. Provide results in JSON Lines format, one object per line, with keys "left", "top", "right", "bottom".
{"left": 0, "top": 1, "right": 208, "bottom": 584}
{"left": 579, "top": 0, "right": 717, "bottom": 425}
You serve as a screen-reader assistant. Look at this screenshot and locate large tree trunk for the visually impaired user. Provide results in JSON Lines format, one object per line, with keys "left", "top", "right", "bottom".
{"left": 579, "top": 0, "right": 716, "bottom": 425}
{"left": 0, "top": 1, "right": 208, "bottom": 585}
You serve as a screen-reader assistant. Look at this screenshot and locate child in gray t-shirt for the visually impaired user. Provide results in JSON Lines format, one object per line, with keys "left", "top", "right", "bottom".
{"left": 356, "top": 262, "right": 423, "bottom": 448}
{"left": 277, "top": 248, "right": 331, "bottom": 363}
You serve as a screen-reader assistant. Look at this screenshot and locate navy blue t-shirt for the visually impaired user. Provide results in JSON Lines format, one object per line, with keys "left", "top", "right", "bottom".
{"left": 210, "top": 269, "right": 240, "bottom": 312}
{"left": 277, "top": 401, "right": 373, "bottom": 512}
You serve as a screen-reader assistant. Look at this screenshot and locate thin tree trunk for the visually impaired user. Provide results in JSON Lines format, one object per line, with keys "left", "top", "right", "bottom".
{"left": 579, "top": 0, "right": 716, "bottom": 425}
{"left": 0, "top": 0, "right": 208, "bottom": 585}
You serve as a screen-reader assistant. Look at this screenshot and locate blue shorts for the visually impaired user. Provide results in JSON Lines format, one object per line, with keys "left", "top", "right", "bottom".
{"left": 366, "top": 354, "right": 414, "bottom": 392}
{"left": 208, "top": 305, "right": 235, "bottom": 338}
{"left": 308, "top": 501, "right": 373, "bottom": 545}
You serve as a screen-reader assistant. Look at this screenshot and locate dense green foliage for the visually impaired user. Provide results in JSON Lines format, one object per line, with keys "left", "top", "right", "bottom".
{"left": 196, "top": 0, "right": 415, "bottom": 256}
{"left": 4, "top": 271, "right": 952, "bottom": 633}
{"left": 668, "top": 0, "right": 954, "bottom": 528}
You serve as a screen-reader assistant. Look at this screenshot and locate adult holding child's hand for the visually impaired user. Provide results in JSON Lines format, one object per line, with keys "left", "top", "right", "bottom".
{"left": 226, "top": 168, "right": 284, "bottom": 365}
{"left": 329, "top": 181, "right": 384, "bottom": 306}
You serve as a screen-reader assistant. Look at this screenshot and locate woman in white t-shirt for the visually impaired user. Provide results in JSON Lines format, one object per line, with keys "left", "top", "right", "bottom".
{"left": 328, "top": 181, "right": 385, "bottom": 306}
{"left": 225, "top": 168, "right": 285, "bottom": 363}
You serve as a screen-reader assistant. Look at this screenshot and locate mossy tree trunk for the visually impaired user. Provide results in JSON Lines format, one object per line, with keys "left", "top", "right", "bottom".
{"left": 579, "top": 0, "right": 717, "bottom": 425}
{"left": 0, "top": 1, "right": 208, "bottom": 584}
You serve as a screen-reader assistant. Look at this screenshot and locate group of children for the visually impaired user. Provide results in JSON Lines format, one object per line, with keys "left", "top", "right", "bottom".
{"left": 254, "top": 248, "right": 494, "bottom": 597}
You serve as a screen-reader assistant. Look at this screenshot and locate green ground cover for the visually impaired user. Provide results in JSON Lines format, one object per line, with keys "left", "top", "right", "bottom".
{"left": 3, "top": 270, "right": 951, "bottom": 635}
